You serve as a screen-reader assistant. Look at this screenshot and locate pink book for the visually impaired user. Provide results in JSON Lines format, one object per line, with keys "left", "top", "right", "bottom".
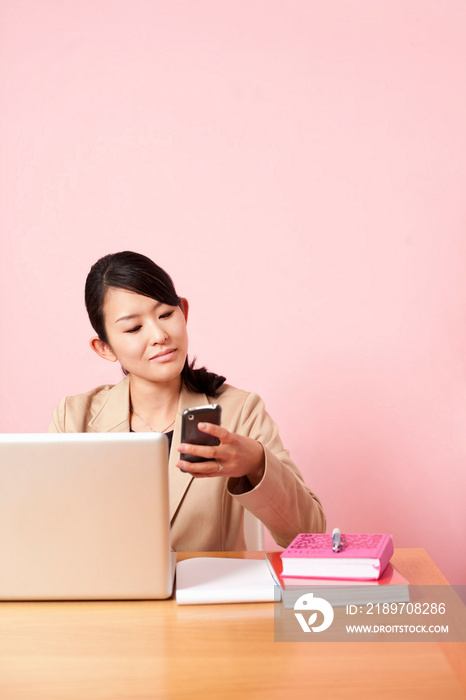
{"left": 266, "top": 551, "right": 409, "bottom": 608}
{"left": 280, "top": 533, "right": 394, "bottom": 580}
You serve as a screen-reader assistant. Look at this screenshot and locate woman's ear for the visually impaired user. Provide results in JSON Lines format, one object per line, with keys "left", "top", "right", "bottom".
{"left": 180, "top": 297, "right": 189, "bottom": 322}
{"left": 89, "top": 337, "right": 118, "bottom": 363}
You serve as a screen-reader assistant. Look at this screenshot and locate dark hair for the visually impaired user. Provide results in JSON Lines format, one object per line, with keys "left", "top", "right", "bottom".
{"left": 85, "top": 251, "right": 226, "bottom": 397}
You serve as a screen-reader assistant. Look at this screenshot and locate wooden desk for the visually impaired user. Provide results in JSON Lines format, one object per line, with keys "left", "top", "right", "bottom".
{"left": 0, "top": 549, "right": 464, "bottom": 699}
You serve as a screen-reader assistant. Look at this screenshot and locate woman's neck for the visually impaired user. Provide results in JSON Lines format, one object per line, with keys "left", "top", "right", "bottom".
{"left": 129, "top": 374, "right": 181, "bottom": 432}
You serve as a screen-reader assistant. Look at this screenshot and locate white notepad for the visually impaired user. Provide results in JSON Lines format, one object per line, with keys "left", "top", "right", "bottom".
{"left": 175, "top": 557, "right": 277, "bottom": 605}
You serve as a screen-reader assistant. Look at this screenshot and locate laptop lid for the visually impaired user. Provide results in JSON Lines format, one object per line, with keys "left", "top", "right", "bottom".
{"left": 0, "top": 432, "right": 175, "bottom": 600}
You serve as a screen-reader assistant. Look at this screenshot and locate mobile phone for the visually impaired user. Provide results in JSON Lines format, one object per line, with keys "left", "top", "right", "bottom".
{"left": 180, "top": 404, "right": 222, "bottom": 463}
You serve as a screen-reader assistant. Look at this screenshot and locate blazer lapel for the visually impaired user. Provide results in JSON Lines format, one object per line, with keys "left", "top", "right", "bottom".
{"left": 87, "top": 375, "right": 132, "bottom": 433}
{"left": 168, "top": 385, "right": 209, "bottom": 522}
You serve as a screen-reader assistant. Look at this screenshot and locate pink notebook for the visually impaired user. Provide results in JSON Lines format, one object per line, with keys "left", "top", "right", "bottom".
{"left": 280, "top": 533, "right": 394, "bottom": 580}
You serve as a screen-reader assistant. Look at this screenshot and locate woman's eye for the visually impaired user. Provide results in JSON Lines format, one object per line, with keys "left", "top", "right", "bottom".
{"left": 160, "top": 311, "right": 174, "bottom": 320}
{"left": 125, "top": 325, "right": 142, "bottom": 334}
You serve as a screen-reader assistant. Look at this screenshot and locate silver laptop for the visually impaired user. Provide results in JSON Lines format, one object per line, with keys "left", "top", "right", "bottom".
{"left": 0, "top": 432, "right": 175, "bottom": 600}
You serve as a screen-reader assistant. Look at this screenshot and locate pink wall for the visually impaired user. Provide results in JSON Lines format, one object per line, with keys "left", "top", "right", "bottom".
{"left": 1, "top": 1, "right": 465, "bottom": 583}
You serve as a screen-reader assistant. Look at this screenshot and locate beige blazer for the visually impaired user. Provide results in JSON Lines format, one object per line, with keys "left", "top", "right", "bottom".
{"left": 48, "top": 376, "right": 326, "bottom": 550}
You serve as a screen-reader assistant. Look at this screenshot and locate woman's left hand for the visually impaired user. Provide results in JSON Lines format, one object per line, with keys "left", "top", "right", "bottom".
{"left": 176, "top": 422, "right": 265, "bottom": 486}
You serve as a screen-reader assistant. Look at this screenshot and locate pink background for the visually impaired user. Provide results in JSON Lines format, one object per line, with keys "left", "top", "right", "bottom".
{"left": 1, "top": 1, "right": 465, "bottom": 583}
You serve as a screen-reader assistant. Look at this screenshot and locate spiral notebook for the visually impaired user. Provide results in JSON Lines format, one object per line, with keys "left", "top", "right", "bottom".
{"left": 176, "top": 556, "right": 276, "bottom": 605}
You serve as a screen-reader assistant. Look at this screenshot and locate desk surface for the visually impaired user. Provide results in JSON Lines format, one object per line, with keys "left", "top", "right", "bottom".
{"left": 0, "top": 548, "right": 465, "bottom": 700}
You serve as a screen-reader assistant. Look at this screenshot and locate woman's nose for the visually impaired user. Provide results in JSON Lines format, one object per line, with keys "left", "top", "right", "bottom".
{"left": 149, "top": 322, "right": 168, "bottom": 345}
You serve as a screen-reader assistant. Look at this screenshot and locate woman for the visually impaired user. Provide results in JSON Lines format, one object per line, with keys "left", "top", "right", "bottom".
{"left": 48, "top": 251, "right": 326, "bottom": 550}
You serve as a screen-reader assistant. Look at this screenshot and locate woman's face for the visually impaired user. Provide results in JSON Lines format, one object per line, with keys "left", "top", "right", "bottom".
{"left": 93, "top": 286, "right": 189, "bottom": 386}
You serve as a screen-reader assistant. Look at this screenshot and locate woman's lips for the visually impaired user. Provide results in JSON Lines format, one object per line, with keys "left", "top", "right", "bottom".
{"left": 149, "top": 349, "right": 177, "bottom": 363}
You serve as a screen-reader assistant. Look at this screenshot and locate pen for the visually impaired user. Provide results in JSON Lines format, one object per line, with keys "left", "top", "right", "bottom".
{"left": 332, "top": 527, "right": 346, "bottom": 553}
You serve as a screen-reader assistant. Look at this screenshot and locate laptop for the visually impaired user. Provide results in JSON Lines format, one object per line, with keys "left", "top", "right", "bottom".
{"left": 0, "top": 432, "right": 175, "bottom": 600}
